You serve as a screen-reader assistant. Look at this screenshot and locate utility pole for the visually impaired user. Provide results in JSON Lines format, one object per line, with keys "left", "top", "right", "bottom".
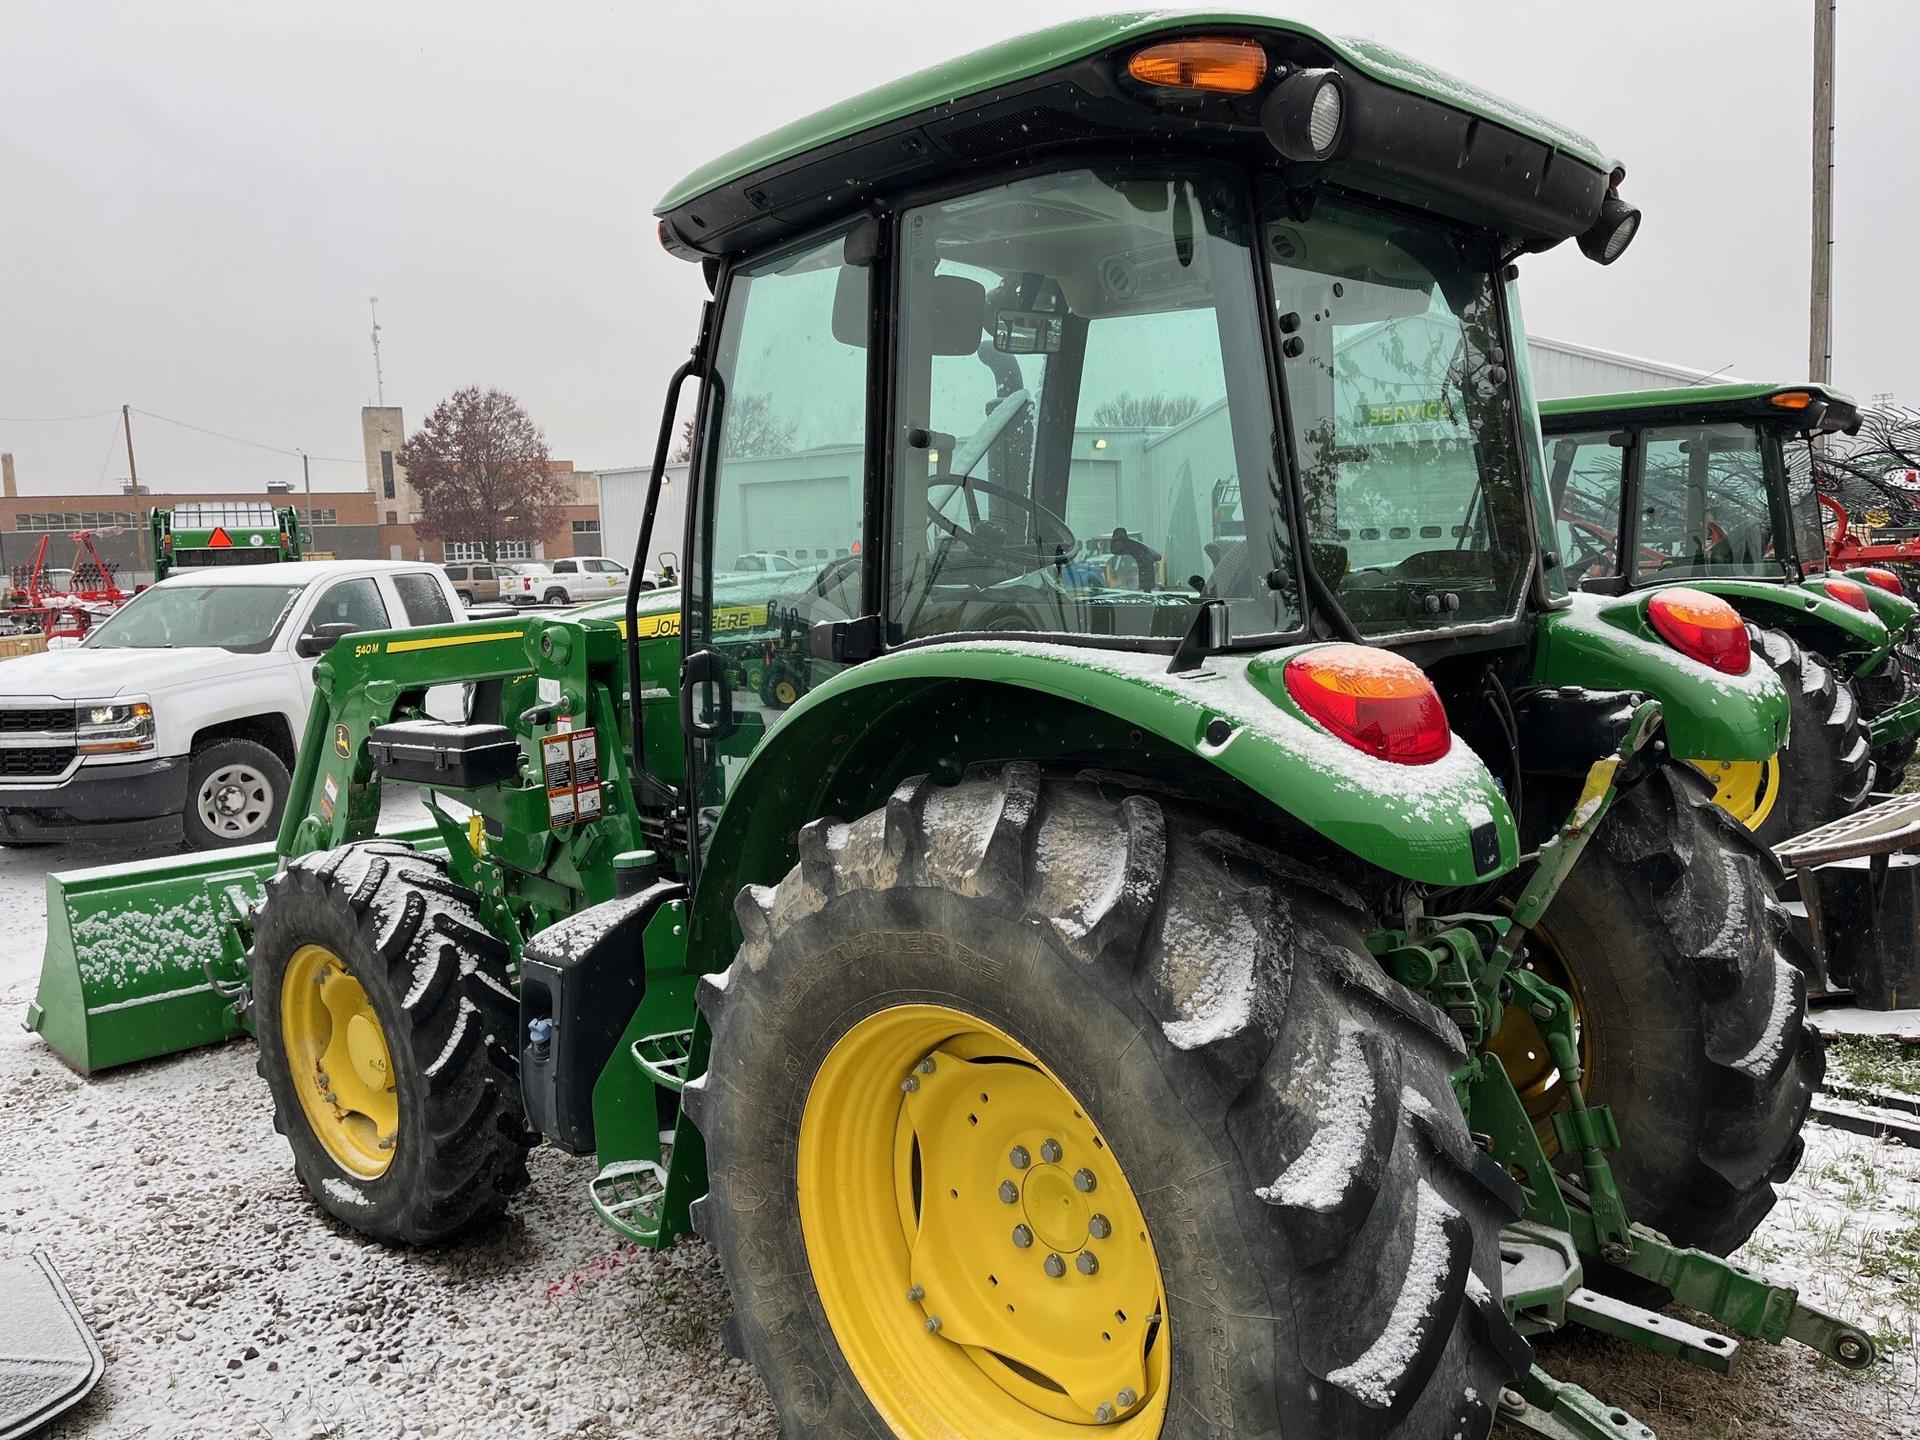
{"left": 1810, "top": 0, "right": 1836, "bottom": 385}
{"left": 297, "top": 449, "right": 313, "bottom": 542}
{"left": 122, "top": 403, "right": 150, "bottom": 581}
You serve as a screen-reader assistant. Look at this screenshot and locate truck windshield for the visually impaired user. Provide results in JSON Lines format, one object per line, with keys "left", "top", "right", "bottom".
{"left": 1628, "top": 422, "right": 1791, "bottom": 583}
{"left": 83, "top": 582, "right": 305, "bottom": 653}
{"left": 1268, "top": 195, "right": 1533, "bottom": 637}
{"left": 887, "top": 166, "right": 1297, "bottom": 645}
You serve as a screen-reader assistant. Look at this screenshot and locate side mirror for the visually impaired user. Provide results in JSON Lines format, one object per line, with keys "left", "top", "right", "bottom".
{"left": 297, "top": 621, "right": 358, "bottom": 658}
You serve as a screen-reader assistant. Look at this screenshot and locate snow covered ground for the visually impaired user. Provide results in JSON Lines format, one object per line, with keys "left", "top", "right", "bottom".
{"left": 2, "top": 817, "right": 1917, "bottom": 1438}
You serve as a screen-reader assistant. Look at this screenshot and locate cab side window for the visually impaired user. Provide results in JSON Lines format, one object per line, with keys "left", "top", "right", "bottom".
{"left": 1547, "top": 429, "right": 1627, "bottom": 584}
{"left": 312, "top": 577, "right": 391, "bottom": 634}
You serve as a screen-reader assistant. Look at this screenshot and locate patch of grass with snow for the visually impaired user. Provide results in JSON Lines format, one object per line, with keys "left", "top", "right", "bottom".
{"left": 1827, "top": 1036, "right": 1920, "bottom": 1098}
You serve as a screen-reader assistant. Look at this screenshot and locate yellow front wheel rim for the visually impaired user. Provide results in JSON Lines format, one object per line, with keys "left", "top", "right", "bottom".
{"left": 798, "top": 1004, "right": 1169, "bottom": 1439}
{"left": 1693, "top": 754, "right": 1783, "bottom": 831}
{"left": 281, "top": 944, "right": 399, "bottom": 1179}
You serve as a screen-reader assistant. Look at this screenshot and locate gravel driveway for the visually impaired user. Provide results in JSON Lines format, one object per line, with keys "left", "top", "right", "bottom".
{"left": 1, "top": 825, "right": 1915, "bottom": 1439}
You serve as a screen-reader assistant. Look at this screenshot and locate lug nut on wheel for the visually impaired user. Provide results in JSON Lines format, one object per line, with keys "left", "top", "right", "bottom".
{"left": 924, "top": 1315, "right": 942, "bottom": 1334}
{"left": 916, "top": 1056, "right": 937, "bottom": 1075}
{"left": 999, "top": 1179, "right": 1020, "bottom": 1204}
{"left": 1089, "top": 1213, "right": 1111, "bottom": 1239}
{"left": 1076, "top": 1252, "right": 1099, "bottom": 1275}
{"left": 901, "top": 1075, "right": 920, "bottom": 1093}
{"left": 1012, "top": 1224, "right": 1033, "bottom": 1248}
{"left": 1116, "top": 1388, "right": 1136, "bottom": 1409}
{"left": 1043, "top": 1253, "right": 1066, "bottom": 1278}
{"left": 1074, "top": 1167, "right": 1097, "bottom": 1193}
{"left": 1095, "top": 1403, "right": 1115, "bottom": 1423}
{"left": 906, "top": 1285, "right": 924, "bottom": 1302}
{"left": 1040, "top": 1138, "right": 1063, "bottom": 1163}
{"left": 1010, "top": 1145, "right": 1030, "bottom": 1169}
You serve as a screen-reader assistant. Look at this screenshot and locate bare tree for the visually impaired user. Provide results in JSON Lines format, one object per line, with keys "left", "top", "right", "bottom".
{"left": 399, "top": 387, "right": 565, "bottom": 561}
{"left": 668, "top": 393, "right": 798, "bottom": 464}
{"left": 1091, "top": 392, "right": 1202, "bottom": 429}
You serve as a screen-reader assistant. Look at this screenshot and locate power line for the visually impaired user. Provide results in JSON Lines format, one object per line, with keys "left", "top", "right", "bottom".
{"left": 0, "top": 410, "right": 118, "bottom": 423}
{"left": 127, "top": 408, "right": 361, "bottom": 465}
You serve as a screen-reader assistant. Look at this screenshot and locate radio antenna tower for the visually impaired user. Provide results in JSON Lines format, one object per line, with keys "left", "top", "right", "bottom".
{"left": 369, "top": 296, "right": 386, "bottom": 406}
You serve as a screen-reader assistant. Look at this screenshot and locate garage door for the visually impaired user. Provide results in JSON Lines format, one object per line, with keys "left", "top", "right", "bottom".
{"left": 737, "top": 475, "right": 856, "bottom": 563}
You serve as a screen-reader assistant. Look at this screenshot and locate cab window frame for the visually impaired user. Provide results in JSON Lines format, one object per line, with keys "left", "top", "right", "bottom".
{"left": 876, "top": 154, "right": 1312, "bottom": 657}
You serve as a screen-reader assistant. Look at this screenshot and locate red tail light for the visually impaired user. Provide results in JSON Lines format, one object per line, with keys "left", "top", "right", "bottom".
{"left": 1646, "top": 587, "right": 1751, "bottom": 675}
{"left": 1858, "top": 567, "right": 1905, "bottom": 596}
{"left": 1824, "top": 575, "right": 1871, "bottom": 611}
{"left": 1282, "top": 644, "right": 1451, "bottom": 765}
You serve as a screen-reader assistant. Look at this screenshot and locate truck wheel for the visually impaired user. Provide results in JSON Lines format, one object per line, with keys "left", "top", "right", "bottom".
{"left": 543, "top": 588, "right": 568, "bottom": 606}
{"left": 1502, "top": 765, "right": 1821, "bottom": 1259}
{"left": 247, "top": 840, "right": 533, "bottom": 1245}
{"left": 689, "top": 765, "right": 1529, "bottom": 1439}
{"left": 1695, "top": 626, "right": 1871, "bottom": 848}
{"left": 456, "top": 589, "right": 474, "bottom": 606}
{"left": 182, "top": 738, "right": 290, "bottom": 850}
{"left": 1853, "top": 650, "right": 1915, "bottom": 791}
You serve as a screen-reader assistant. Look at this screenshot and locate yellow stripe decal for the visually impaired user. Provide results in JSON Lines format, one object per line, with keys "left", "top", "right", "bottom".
{"left": 385, "top": 629, "right": 526, "bottom": 654}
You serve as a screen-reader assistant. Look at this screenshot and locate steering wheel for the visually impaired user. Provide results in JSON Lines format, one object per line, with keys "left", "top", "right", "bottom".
{"left": 927, "top": 473, "right": 1079, "bottom": 574}
{"left": 947, "top": 390, "right": 1031, "bottom": 479}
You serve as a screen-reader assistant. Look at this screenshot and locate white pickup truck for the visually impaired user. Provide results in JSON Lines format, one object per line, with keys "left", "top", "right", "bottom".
{"left": 0, "top": 560, "right": 462, "bottom": 849}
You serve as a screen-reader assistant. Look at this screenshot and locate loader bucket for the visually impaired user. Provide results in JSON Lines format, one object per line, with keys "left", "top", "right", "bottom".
{"left": 22, "top": 823, "right": 442, "bottom": 1075}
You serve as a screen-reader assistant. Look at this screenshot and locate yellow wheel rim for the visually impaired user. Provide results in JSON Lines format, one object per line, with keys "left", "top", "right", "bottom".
{"left": 280, "top": 944, "right": 399, "bottom": 1179}
{"left": 798, "top": 1004, "right": 1169, "bottom": 1438}
{"left": 1486, "top": 920, "right": 1595, "bottom": 1139}
{"left": 1692, "top": 754, "right": 1783, "bottom": 831}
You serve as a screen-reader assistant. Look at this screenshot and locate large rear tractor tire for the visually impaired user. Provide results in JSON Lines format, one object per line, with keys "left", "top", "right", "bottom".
{"left": 1499, "top": 765, "right": 1822, "bottom": 1259}
{"left": 1853, "top": 649, "right": 1916, "bottom": 792}
{"left": 689, "top": 765, "right": 1531, "bottom": 1440}
{"left": 1696, "top": 625, "right": 1871, "bottom": 848}
{"left": 248, "top": 840, "right": 533, "bottom": 1245}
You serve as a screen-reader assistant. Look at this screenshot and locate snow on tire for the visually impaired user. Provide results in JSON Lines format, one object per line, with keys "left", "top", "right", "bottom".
{"left": 689, "top": 764, "right": 1530, "bottom": 1438}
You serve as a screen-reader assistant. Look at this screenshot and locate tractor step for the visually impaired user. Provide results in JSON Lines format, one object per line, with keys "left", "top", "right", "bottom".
{"left": 588, "top": 1159, "right": 670, "bottom": 1246}
{"left": 630, "top": 1028, "right": 696, "bottom": 1092}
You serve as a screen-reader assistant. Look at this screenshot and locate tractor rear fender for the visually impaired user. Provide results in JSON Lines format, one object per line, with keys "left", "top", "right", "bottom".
{"left": 1692, "top": 576, "right": 1893, "bottom": 676}
{"left": 1532, "top": 592, "right": 1788, "bottom": 763}
{"left": 1832, "top": 571, "right": 1916, "bottom": 651}
{"left": 686, "top": 639, "right": 1519, "bottom": 957}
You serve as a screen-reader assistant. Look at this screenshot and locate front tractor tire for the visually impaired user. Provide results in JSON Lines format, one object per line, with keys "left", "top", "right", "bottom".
{"left": 689, "top": 765, "right": 1530, "bottom": 1440}
{"left": 1515, "top": 766, "right": 1822, "bottom": 1259}
{"left": 248, "top": 841, "right": 533, "bottom": 1245}
{"left": 1699, "top": 625, "right": 1872, "bottom": 848}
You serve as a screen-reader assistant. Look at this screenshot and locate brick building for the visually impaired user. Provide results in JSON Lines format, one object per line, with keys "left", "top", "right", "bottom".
{"left": 0, "top": 407, "right": 603, "bottom": 586}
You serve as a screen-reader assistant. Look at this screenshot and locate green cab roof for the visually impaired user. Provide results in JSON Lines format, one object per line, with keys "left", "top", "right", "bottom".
{"left": 1540, "top": 381, "right": 1861, "bottom": 430}
{"left": 657, "top": 11, "right": 1609, "bottom": 218}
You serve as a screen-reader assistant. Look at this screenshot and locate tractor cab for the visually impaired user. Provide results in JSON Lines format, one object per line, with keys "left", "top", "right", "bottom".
{"left": 653, "top": 15, "right": 1675, "bottom": 861}
{"left": 1541, "top": 383, "right": 1867, "bottom": 594}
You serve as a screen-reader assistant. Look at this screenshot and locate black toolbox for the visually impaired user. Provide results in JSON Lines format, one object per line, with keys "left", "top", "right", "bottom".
{"left": 367, "top": 719, "right": 522, "bottom": 789}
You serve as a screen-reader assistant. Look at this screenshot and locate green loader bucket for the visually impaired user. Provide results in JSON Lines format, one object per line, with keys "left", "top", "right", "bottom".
{"left": 23, "top": 823, "right": 442, "bottom": 1075}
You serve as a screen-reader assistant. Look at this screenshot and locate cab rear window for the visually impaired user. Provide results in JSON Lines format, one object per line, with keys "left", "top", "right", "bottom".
{"left": 393, "top": 572, "right": 454, "bottom": 626}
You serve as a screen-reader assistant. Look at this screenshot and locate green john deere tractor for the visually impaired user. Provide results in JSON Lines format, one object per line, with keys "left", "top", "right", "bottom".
{"left": 1542, "top": 383, "right": 1920, "bottom": 829}
{"left": 27, "top": 15, "right": 1871, "bottom": 1439}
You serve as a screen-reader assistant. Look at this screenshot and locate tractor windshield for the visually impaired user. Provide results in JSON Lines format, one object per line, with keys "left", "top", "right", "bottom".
{"left": 887, "top": 166, "right": 1297, "bottom": 644}
{"left": 1268, "top": 196, "right": 1534, "bottom": 638}
{"left": 1628, "top": 422, "right": 1792, "bottom": 583}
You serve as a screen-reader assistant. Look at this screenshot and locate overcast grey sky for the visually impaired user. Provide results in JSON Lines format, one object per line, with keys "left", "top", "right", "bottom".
{"left": 2, "top": 0, "right": 1913, "bottom": 494}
